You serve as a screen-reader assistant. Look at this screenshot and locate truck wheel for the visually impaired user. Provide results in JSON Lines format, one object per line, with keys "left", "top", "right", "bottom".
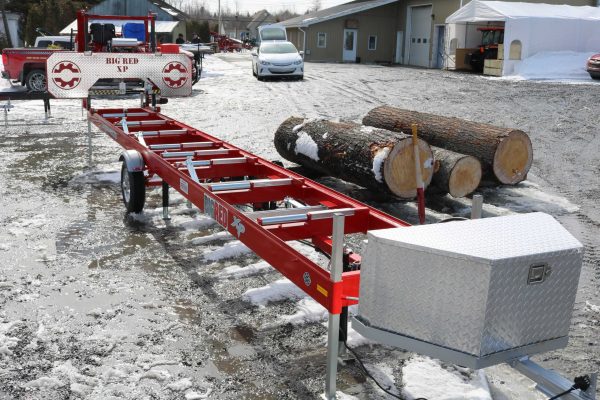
{"left": 121, "top": 163, "right": 145, "bottom": 213}
{"left": 25, "top": 69, "right": 47, "bottom": 92}
{"left": 590, "top": 72, "right": 600, "bottom": 80}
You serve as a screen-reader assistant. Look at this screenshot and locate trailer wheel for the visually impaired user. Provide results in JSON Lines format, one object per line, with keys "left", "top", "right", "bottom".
{"left": 25, "top": 69, "right": 47, "bottom": 92}
{"left": 121, "top": 163, "right": 145, "bottom": 213}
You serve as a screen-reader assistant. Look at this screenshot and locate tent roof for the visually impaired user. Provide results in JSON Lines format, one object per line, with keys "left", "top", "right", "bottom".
{"left": 446, "top": 1, "right": 600, "bottom": 23}
{"left": 280, "top": 0, "right": 398, "bottom": 28}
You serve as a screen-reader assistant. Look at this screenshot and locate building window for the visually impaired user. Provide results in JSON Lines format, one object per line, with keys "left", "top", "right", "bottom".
{"left": 509, "top": 40, "right": 522, "bottom": 60}
{"left": 317, "top": 32, "right": 327, "bottom": 48}
{"left": 368, "top": 35, "right": 377, "bottom": 51}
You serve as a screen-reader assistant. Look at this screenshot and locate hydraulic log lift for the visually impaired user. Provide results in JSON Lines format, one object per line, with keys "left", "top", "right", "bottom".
{"left": 44, "top": 11, "right": 597, "bottom": 400}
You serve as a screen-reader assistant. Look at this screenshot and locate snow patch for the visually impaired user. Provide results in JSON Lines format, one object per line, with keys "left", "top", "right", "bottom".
{"left": 501, "top": 51, "right": 597, "bottom": 82}
{"left": 281, "top": 298, "right": 327, "bottom": 325}
{"left": 72, "top": 167, "right": 121, "bottom": 184}
{"left": 360, "top": 125, "right": 376, "bottom": 133}
{"left": 167, "top": 377, "right": 193, "bottom": 391}
{"left": 218, "top": 261, "right": 272, "bottom": 279}
{"left": 24, "top": 376, "right": 66, "bottom": 389}
{"left": 0, "top": 244, "right": 9, "bottom": 251}
{"left": 372, "top": 147, "right": 390, "bottom": 183}
{"left": 191, "top": 230, "right": 231, "bottom": 245}
{"left": 295, "top": 132, "right": 320, "bottom": 161}
{"left": 586, "top": 301, "right": 600, "bottom": 313}
{"left": 243, "top": 278, "right": 307, "bottom": 307}
{"left": 402, "top": 356, "right": 492, "bottom": 400}
{"left": 203, "top": 240, "right": 252, "bottom": 261}
{"left": 0, "top": 321, "right": 21, "bottom": 357}
{"left": 185, "top": 388, "right": 213, "bottom": 399}
{"left": 140, "top": 369, "right": 171, "bottom": 382}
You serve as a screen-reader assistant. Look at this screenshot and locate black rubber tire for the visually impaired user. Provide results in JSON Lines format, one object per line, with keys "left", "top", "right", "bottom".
{"left": 590, "top": 72, "right": 600, "bottom": 80}
{"left": 121, "top": 163, "right": 145, "bottom": 213}
{"left": 252, "top": 65, "right": 257, "bottom": 77}
{"left": 25, "top": 69, "right": 47, "bottom": 92}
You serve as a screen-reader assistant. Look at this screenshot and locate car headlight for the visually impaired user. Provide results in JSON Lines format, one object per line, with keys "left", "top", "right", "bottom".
{"left": 293, "top": 60, "right": 303, "bottom": 65}
{"left": 259, "top": 60, "right": 271, "bottom": 66}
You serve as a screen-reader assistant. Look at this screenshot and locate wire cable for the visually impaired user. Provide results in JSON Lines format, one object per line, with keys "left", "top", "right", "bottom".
{"left": 343, "top": 342, "right": 428, "bottom": 400}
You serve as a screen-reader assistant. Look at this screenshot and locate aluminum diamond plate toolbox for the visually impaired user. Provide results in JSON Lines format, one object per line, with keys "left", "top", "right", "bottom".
{"left": 355, "top": 212, "right": 583, "bottom": 369}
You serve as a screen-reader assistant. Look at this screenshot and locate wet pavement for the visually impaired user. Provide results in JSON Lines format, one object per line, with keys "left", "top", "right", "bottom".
{"left": 0, "top": 53, "right": 598, "bottom": 399}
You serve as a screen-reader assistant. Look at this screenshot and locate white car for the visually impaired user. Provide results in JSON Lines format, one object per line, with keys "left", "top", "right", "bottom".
{"left": 251, "top": 41, "right": 304, "bottom": 81}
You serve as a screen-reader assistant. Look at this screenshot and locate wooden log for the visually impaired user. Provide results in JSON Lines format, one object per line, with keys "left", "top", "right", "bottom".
{"left": 362, "top": 106, "right": 532, "bottom": 184}
{"left": 430, "top": 147, "right": 482, "bottom": 198}
{"left": 274, "top": 117, "right": 434, "bottom": 199}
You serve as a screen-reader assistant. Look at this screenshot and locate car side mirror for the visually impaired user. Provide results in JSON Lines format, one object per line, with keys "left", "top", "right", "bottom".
{"left": 299, "top": 51, "right": 304, "bottom": 56}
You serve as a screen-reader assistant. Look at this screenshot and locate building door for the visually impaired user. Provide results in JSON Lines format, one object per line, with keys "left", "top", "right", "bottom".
{"left": 343, "top": 29, "right": 358, "bottom": 62}
{"left": 434, "top": 25, "right": 445, "bottom": 68}
{"left": 408, "top": 5, "right": 432, "bottom": 67}
{"left": 395, "top": 31, "right": 404, "bottom": 64}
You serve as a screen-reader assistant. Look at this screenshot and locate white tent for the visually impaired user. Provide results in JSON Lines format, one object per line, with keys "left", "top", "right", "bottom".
{"left": 445, "top": 1, "right": 600, "bottom": 75}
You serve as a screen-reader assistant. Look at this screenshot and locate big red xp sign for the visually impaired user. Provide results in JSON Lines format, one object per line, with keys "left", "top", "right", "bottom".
{"left": 47, "top": 53, "right": 192, "bottom": 98}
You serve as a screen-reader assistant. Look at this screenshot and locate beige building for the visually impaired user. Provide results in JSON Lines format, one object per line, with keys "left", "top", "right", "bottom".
{"left": 281, "top": 0, "right": 596, "bottom": 67}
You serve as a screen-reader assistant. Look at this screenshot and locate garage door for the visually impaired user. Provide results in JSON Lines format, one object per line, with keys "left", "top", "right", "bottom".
{"left": 408, "top": 5, "right": 432, "bottom": 67}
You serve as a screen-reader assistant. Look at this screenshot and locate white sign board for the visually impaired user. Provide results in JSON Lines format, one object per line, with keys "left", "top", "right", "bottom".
{"left": 47, "top": 52, "right": 192, "bottom": 98}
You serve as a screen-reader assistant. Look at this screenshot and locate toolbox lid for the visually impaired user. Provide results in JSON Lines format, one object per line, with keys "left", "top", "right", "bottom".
{"left": 369, "top": 212, "right": 582, "bottom": 262}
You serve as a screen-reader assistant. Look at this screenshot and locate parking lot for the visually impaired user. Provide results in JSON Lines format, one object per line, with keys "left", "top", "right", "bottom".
{"left": 0, "top": 53, "right": 599, "bottom": 399}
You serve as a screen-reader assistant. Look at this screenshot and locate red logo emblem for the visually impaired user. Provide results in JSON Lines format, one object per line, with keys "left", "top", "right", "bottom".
{"left": 51, "top": 61, "right": 81, "bottom": 90}
{"left": 162, "top": 62, "right": 188, "bottom": 88}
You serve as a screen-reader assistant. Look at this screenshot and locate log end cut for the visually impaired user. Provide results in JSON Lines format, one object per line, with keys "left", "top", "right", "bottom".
{"left": 493, "top": 130, "right": 533, "bottom": 185}
{"left": 448, "top": 156, "right": 482, "bottom": 198}
{"left": 383, "top": 139, "right": 434, "bottom": 198}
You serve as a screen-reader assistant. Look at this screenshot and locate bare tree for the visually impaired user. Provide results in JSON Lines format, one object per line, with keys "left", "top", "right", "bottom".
{"left": 312, "top": 0, "right": 322, "bottom": 11}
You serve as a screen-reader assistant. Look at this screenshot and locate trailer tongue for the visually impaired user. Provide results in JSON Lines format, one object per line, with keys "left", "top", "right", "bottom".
{"left": 45, "top": 16, "right": 597, "bottom": 400}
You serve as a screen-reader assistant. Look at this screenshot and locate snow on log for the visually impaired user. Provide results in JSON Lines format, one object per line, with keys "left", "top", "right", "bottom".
{"left": 274, "top": 117, "right": 434, "bottom": 199}
{"left": 430, "top": 147, "right": 482, "bottom": 198}
{"left": 362, "top": 106, "right": 533, "bottom": 185}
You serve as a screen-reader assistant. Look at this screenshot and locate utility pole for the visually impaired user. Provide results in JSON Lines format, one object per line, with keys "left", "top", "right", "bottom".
{"left": 218, "top": 0, "right": 222, "bottom": 35}
{"left": 0, "top": 0, "right": 13, "bottom": 48}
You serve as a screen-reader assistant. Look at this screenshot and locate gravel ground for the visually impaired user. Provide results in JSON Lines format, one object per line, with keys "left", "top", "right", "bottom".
{"left": 0, "top": 53, "right": 598, "bottom": 400}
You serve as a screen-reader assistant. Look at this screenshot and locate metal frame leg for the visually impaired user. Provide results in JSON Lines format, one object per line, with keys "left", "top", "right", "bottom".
{"left": 510, "top": 357, "right": 597, "bottom": 400}
{"left": 325, "top": 213, "right": 345, "bottom": 400}
{"left": 162, "top": 181, "right": 170, "bottom": 220}
{"left": 471, "top": 194, "right": 483, "bottom": 219}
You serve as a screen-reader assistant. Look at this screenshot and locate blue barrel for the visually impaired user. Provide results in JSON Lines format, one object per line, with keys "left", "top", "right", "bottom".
{"left": 122, "top": 23, "right": 145, "bottom": 41}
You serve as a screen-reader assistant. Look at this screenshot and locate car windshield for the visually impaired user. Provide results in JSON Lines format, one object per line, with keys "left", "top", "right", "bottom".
{"left": 260, "top": 43, "right": 297, "bottom": 54}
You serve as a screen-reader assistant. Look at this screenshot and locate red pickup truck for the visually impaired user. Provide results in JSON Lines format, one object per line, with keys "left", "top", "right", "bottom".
{"left": 2, "top": 48, "right": 70, "bottom": 91}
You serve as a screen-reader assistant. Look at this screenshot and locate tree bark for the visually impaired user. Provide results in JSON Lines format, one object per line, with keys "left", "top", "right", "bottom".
{"left": 430, "top": 147, "right": 482, "bottom": 198}
{"left": 363, "top": 106, "right": 532, "bottom": 184}
{"left": 274, "top": 117, "right": 434, "bottom": 199}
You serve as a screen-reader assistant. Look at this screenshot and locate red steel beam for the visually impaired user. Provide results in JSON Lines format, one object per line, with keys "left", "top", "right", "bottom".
{"left": 89, "top": 107, "right": 410, "bottom": 314}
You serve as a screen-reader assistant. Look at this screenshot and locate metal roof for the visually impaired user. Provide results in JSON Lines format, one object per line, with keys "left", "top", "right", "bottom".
{"left": 279, "top": 0, "right": 399, "bottom": 28}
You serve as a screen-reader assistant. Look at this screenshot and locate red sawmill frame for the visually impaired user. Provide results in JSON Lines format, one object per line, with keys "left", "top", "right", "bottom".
{"left": 89, "top": 106, "right": 410, "bottom": 314}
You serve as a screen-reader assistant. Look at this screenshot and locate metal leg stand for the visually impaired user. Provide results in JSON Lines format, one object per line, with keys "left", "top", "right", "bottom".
{"left": 86, "top": 96, "right": 93, "bottom": 166}
{"left": 471, "top": 194, "right": 483, "bottom": 219}
{"left": 510, "top": 357, "right": 597, "bottom": 400}
{"left": 3, "top": 102, "right": 8, "bottom": 129}
{"left": 325, "top": 213, "right": 345, "bottom": 400}
{"left": 162, "top": 181, "right": 170, "bottom": 220}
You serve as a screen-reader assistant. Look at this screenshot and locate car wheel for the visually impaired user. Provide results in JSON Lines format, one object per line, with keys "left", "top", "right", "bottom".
{"left": 252, "top": 66, "right": 257, "bottom": 77}
{"left": 25, "top": 69, "right": 47, "bottom": 92}
{"left": 590, "top": 72, "right": 600, "bottom": 80}
{"left": 297, "top": 75, "right": 304, "bottom": 81}
{"left": 121, "top": 163, "right": 145, "bottom": 213}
